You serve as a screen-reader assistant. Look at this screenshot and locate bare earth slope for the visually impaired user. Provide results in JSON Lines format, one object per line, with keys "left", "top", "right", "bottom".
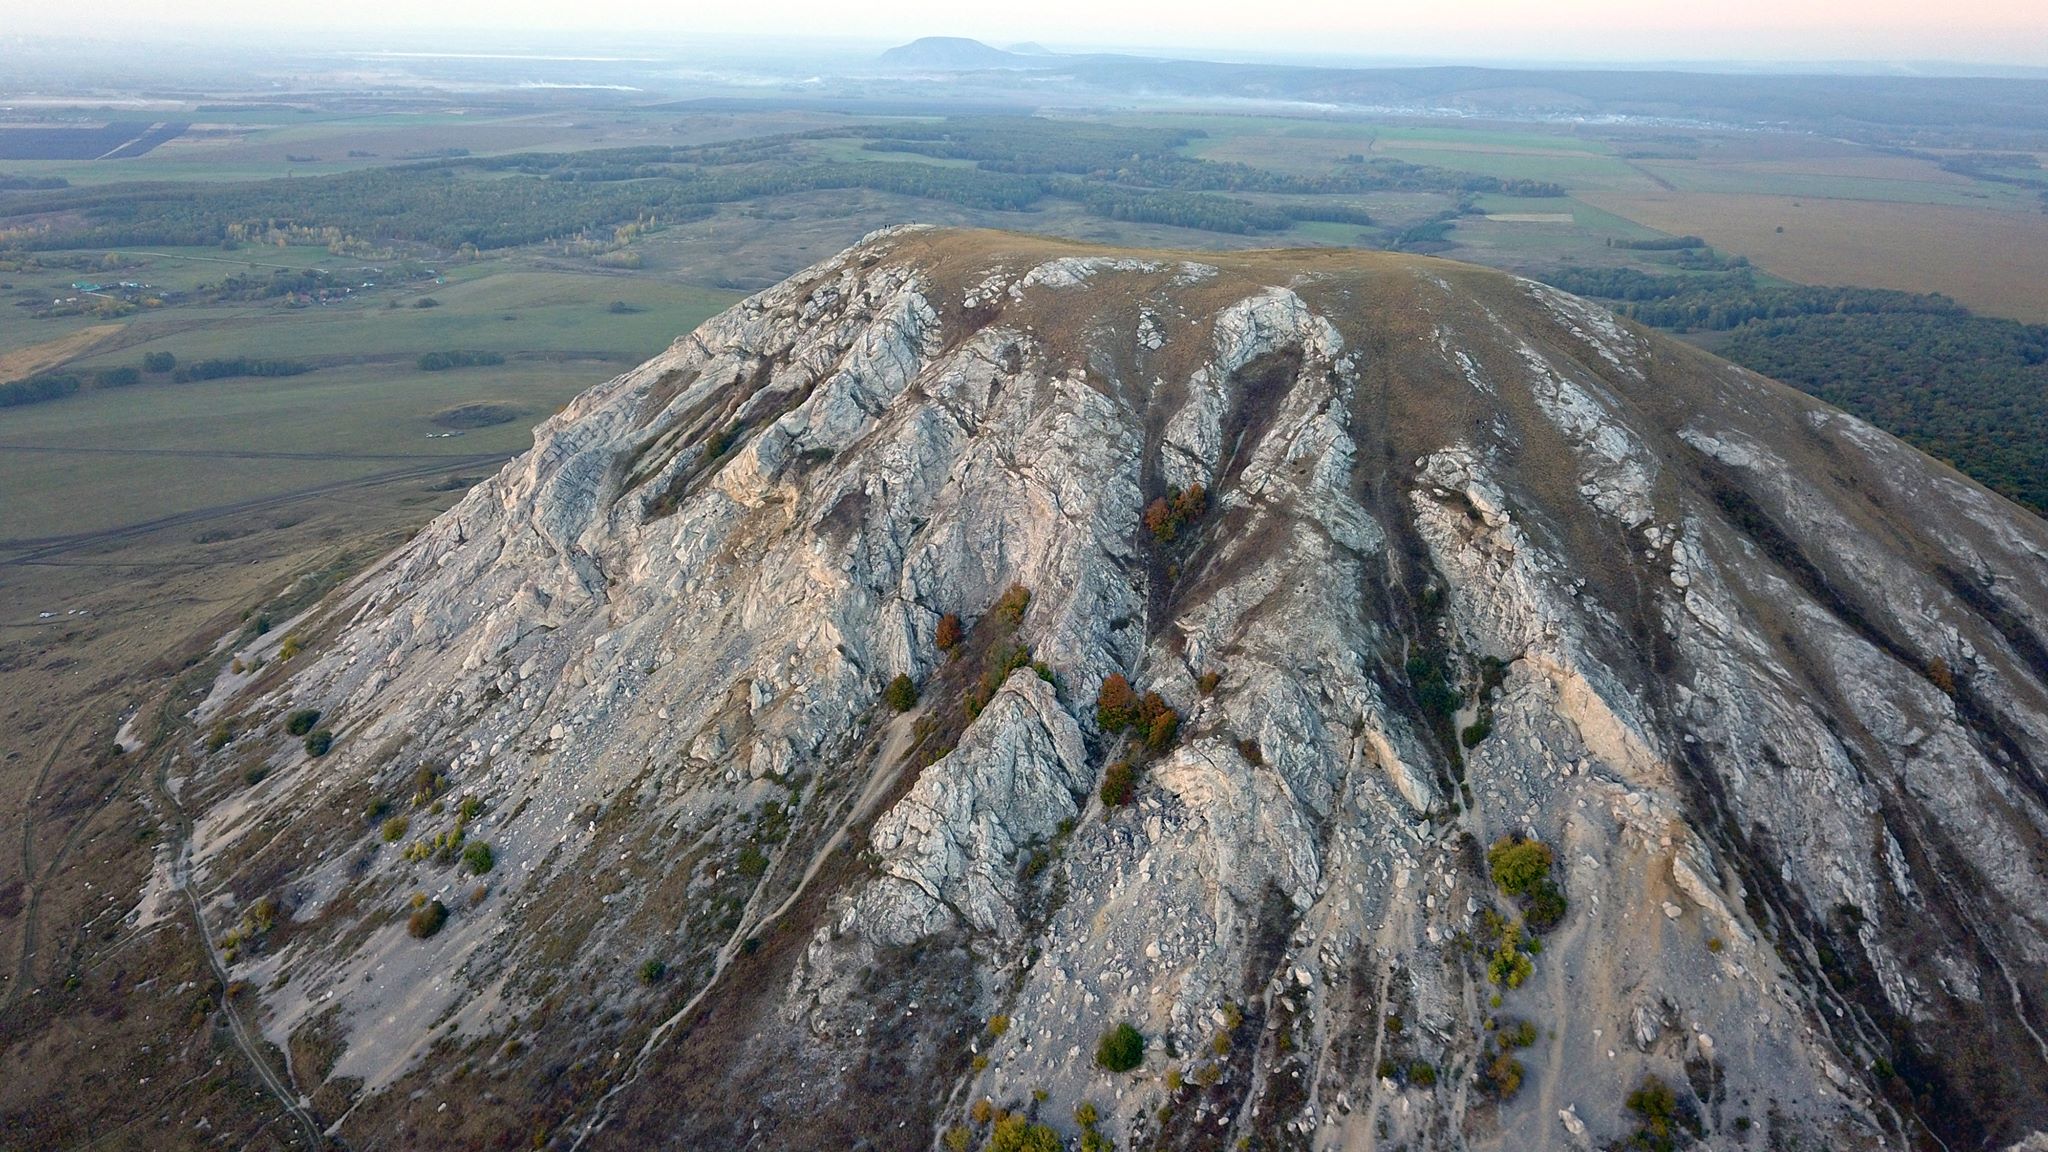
{"left": 173, "top": 227, "right": 2048, "bottom": 1150}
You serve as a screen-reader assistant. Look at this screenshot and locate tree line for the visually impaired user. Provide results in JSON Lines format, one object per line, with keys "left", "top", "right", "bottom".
{"left": 1547, "top": 265, "right": 2048, "bottom": 515}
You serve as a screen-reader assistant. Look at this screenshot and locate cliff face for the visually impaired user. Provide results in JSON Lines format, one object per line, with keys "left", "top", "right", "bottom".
{"left": 184, "top": 227, "right": 2048, "bottom": 1150}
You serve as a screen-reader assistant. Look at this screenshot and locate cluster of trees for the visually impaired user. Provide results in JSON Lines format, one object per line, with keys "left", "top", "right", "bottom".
{"left": 416, "top": 350, "right": 505, "bottom": 371}
{"left": 1608, "top": 234, "right": 1705, "bottom": 250}
{"left": 171, "top": 357, "right": 311, "bottom": 383}
{"left": 0, "top": 359, "right": 159, "bottom": 408}
{"left": 856, "top": 118, "right": 1565, "bottom": 198}
{"left": 0, "top": 174, "right": 69, "bottom": 191}
{"left": 1547, "top": 265, "right": 2048, "bottom": 514}
{"left": 204, "top": 267, "right": 344, "bottom": 301}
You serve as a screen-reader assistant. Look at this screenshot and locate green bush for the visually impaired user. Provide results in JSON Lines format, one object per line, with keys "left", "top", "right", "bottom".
{"left": 1100, "top": 761, "right": 1136, "bottom": 807}
{"left": 461, "top": 841, "right": 494, "bottom": 875}
{"left": 303, "top": 729, "right": 334, "bottom": 757}
{"left": 1489, "top": 834, "right": 1568, "bottom": 933}
{"left": 406, "top": 899, "right": 448, "bottom": 939}
{"left": 142, "top": 351, "right": 176, "bottom": 373}
{"left": 638, "top": 958, "right": 666, "bottom": 984}
{"left": 284, "top": 708, "right": 321, "bottom": 736}
{"left": 1487, "top": 837, "right": 1555, "bottom": 895}
{"left": 1487, "top": 941, "right": 1533, "bottom": 988}
{"left": 1623, "top": 1074, "right": 1699, "bottom": 1152}
{"left": 884, "top": 673, "right": 918, "bottom": 712}
{"left": 987, "top": 1116, "right": 1061, "bottom": 1152}
{"left": 1094, "top": 1022, "right": 1145, "bottom": 1072}
{"left": 380, "top": 815, "right": 410, "bottom": 843}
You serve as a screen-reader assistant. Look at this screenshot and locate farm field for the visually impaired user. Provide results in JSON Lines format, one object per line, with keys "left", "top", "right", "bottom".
{"left": 0, "top": 246, "right": 736, "bottom": 543}
{"left": 1580, "top": 190, "right": 2048, "bottom": 322}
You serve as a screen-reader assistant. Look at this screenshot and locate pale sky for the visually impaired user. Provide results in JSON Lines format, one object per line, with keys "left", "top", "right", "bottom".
{"left": 13, "top": 0, "right": 2048, "bottom": 66}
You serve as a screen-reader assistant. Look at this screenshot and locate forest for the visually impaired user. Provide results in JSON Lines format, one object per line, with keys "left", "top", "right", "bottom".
{"left": 1546, "top": 266, "right": 2048, "bottom": 514}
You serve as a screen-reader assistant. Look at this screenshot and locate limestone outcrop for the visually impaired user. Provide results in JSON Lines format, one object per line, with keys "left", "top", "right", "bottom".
{"left": 182, "top": 227, "right": 2048, "bottom": 1150}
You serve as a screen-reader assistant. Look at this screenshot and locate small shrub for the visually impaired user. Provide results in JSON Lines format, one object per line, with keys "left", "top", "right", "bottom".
{"left": 638, "top": 958, "right": 666, "bottom": 984}
{"left": 1143, "top": 497, "right": 1176, "bottom": 541}
{"left": 410, "top": 764, "right": 449, "bottom": 807}
{"left": 1623, "top": 1074, "right": 1698, "bottom": 1151}
{"left": 303, "top": 730, "right": 333, "bottom": 757}
{"left": 1488, "top": 942, "right": 1533, "bottom": 988}
{"left": 1460, "top": 717, "right": 1493, "bottom": 747}
{"left": 1498, "top": 1017, "right": 1538, "bottom": 1049}
{"left": 412, "top": 296, "right": 439, "bottom": 308}
{"left": 1707, "top": 936, "right": 1724, "bottom": 953}
{"left": 1197, "top": 670, "right": 1221, "bottom": 694}
{"left": 406, "top": 899, "right": 448, "bottom": 939}
{"left": 969, "top": 1097, "right": 994, "bottom": 1125}
{"left": 1095, "top": 673, "right": 1139, "bottom": 732}
{"left": 277, "top": 635, "right": 304, "bottom": 660}
{"left": 992, "top": 584, "right": 1031, "bottom": 629}
{"left": 936, "top": 613, "right": 964, "bottom": 652}
{"left": 1524, "top": 882, "right": 1567, "bottom": 932}
{"left": 205, "top": 723, "right": 233, "bottom": 752}
{"left": 987, "top": 1014, "right": 1010, "bottom": 1037}
{"left": 1488, "top": 836, "right": 1555, "bottom": 896}
{"left": 987, "top": 1115, "right": 1061, "bottom": 1152}
{"left": 943, "top": 1127, "right": 973, "bottom": 1152}
{"left": 1074, "top": 1101, "right": 1098, "bottom": 1126}
{"left": 456, "top": 795, "right": 484, "bottom": 824}
{"left": 970, "top": 1054, "right": 989, "bottom": 1071}
{"left": 142, "top": 351, "right": 176, "bottom": 373}
{"left": 1100, "top": 761, "right": 1136, "bottom": 807}
{"left": 883, "top": 673, "right": 918, "bottom": 712}
{"left": 1409, "top": 1060, "right": 1437, "bottom": 1086}
{"left": 380, "top": 815, "right": 410, "bottom": 843}
{"left": 1478, "top": 1050, "right": 1524, "bottom": 1100}
{"left": 1145, "top": 707, "right": 1180, "bottom": 752}
{"left": 1236, "top": 737, "right": 1263, "bottom": 765}
{"left": 284, "top": 709, "right": 321, "bottom": 736}
{"left": 1095, "top": 1022, "right": 1145, "bottom": 1072}
{"left": 737, "top": 844, "right": 768, "bottom": 877}
{"left": 461, "top": 841, "right": 494, "bottom": 875}
{"left": 1926, "top": 657, "right": 1957, "bottom": 695}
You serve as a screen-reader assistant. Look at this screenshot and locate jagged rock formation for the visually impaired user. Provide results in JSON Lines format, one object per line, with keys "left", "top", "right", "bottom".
{"left": 180, "top": 227, "right": 2048, "bottom": 1151}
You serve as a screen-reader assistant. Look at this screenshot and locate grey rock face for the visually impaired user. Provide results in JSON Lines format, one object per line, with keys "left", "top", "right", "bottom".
{"left": 185, "top": 228, "right": 2048, "bottom": 1151}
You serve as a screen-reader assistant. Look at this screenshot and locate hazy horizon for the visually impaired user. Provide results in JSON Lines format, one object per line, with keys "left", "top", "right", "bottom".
{"left": 5, "top": 0, "right": 2046, "bottom": 70}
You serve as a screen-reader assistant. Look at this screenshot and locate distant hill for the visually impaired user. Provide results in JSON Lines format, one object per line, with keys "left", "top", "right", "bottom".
{"left": 877, "top": 36, "right": 1035, "bottom": 70}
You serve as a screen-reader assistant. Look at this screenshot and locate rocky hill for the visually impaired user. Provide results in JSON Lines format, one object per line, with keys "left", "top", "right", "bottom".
{"left": 877, "top": 37, "right": 1040, "bottom": 71}
{"left": 178, "top": 227, "right": 2048, "bottom": 1150}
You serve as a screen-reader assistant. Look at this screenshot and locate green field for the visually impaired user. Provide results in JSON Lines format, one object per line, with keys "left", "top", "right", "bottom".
{"left": 1, "top": 242, "right": 736, "bottom": 542}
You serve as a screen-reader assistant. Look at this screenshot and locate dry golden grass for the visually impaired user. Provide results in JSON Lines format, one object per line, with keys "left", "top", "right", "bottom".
{"left": 0, "top": 324, "right": 124, "bottom": 382}
{"left": 1583, "top": 191, "right": 2048, "bottom": 322}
